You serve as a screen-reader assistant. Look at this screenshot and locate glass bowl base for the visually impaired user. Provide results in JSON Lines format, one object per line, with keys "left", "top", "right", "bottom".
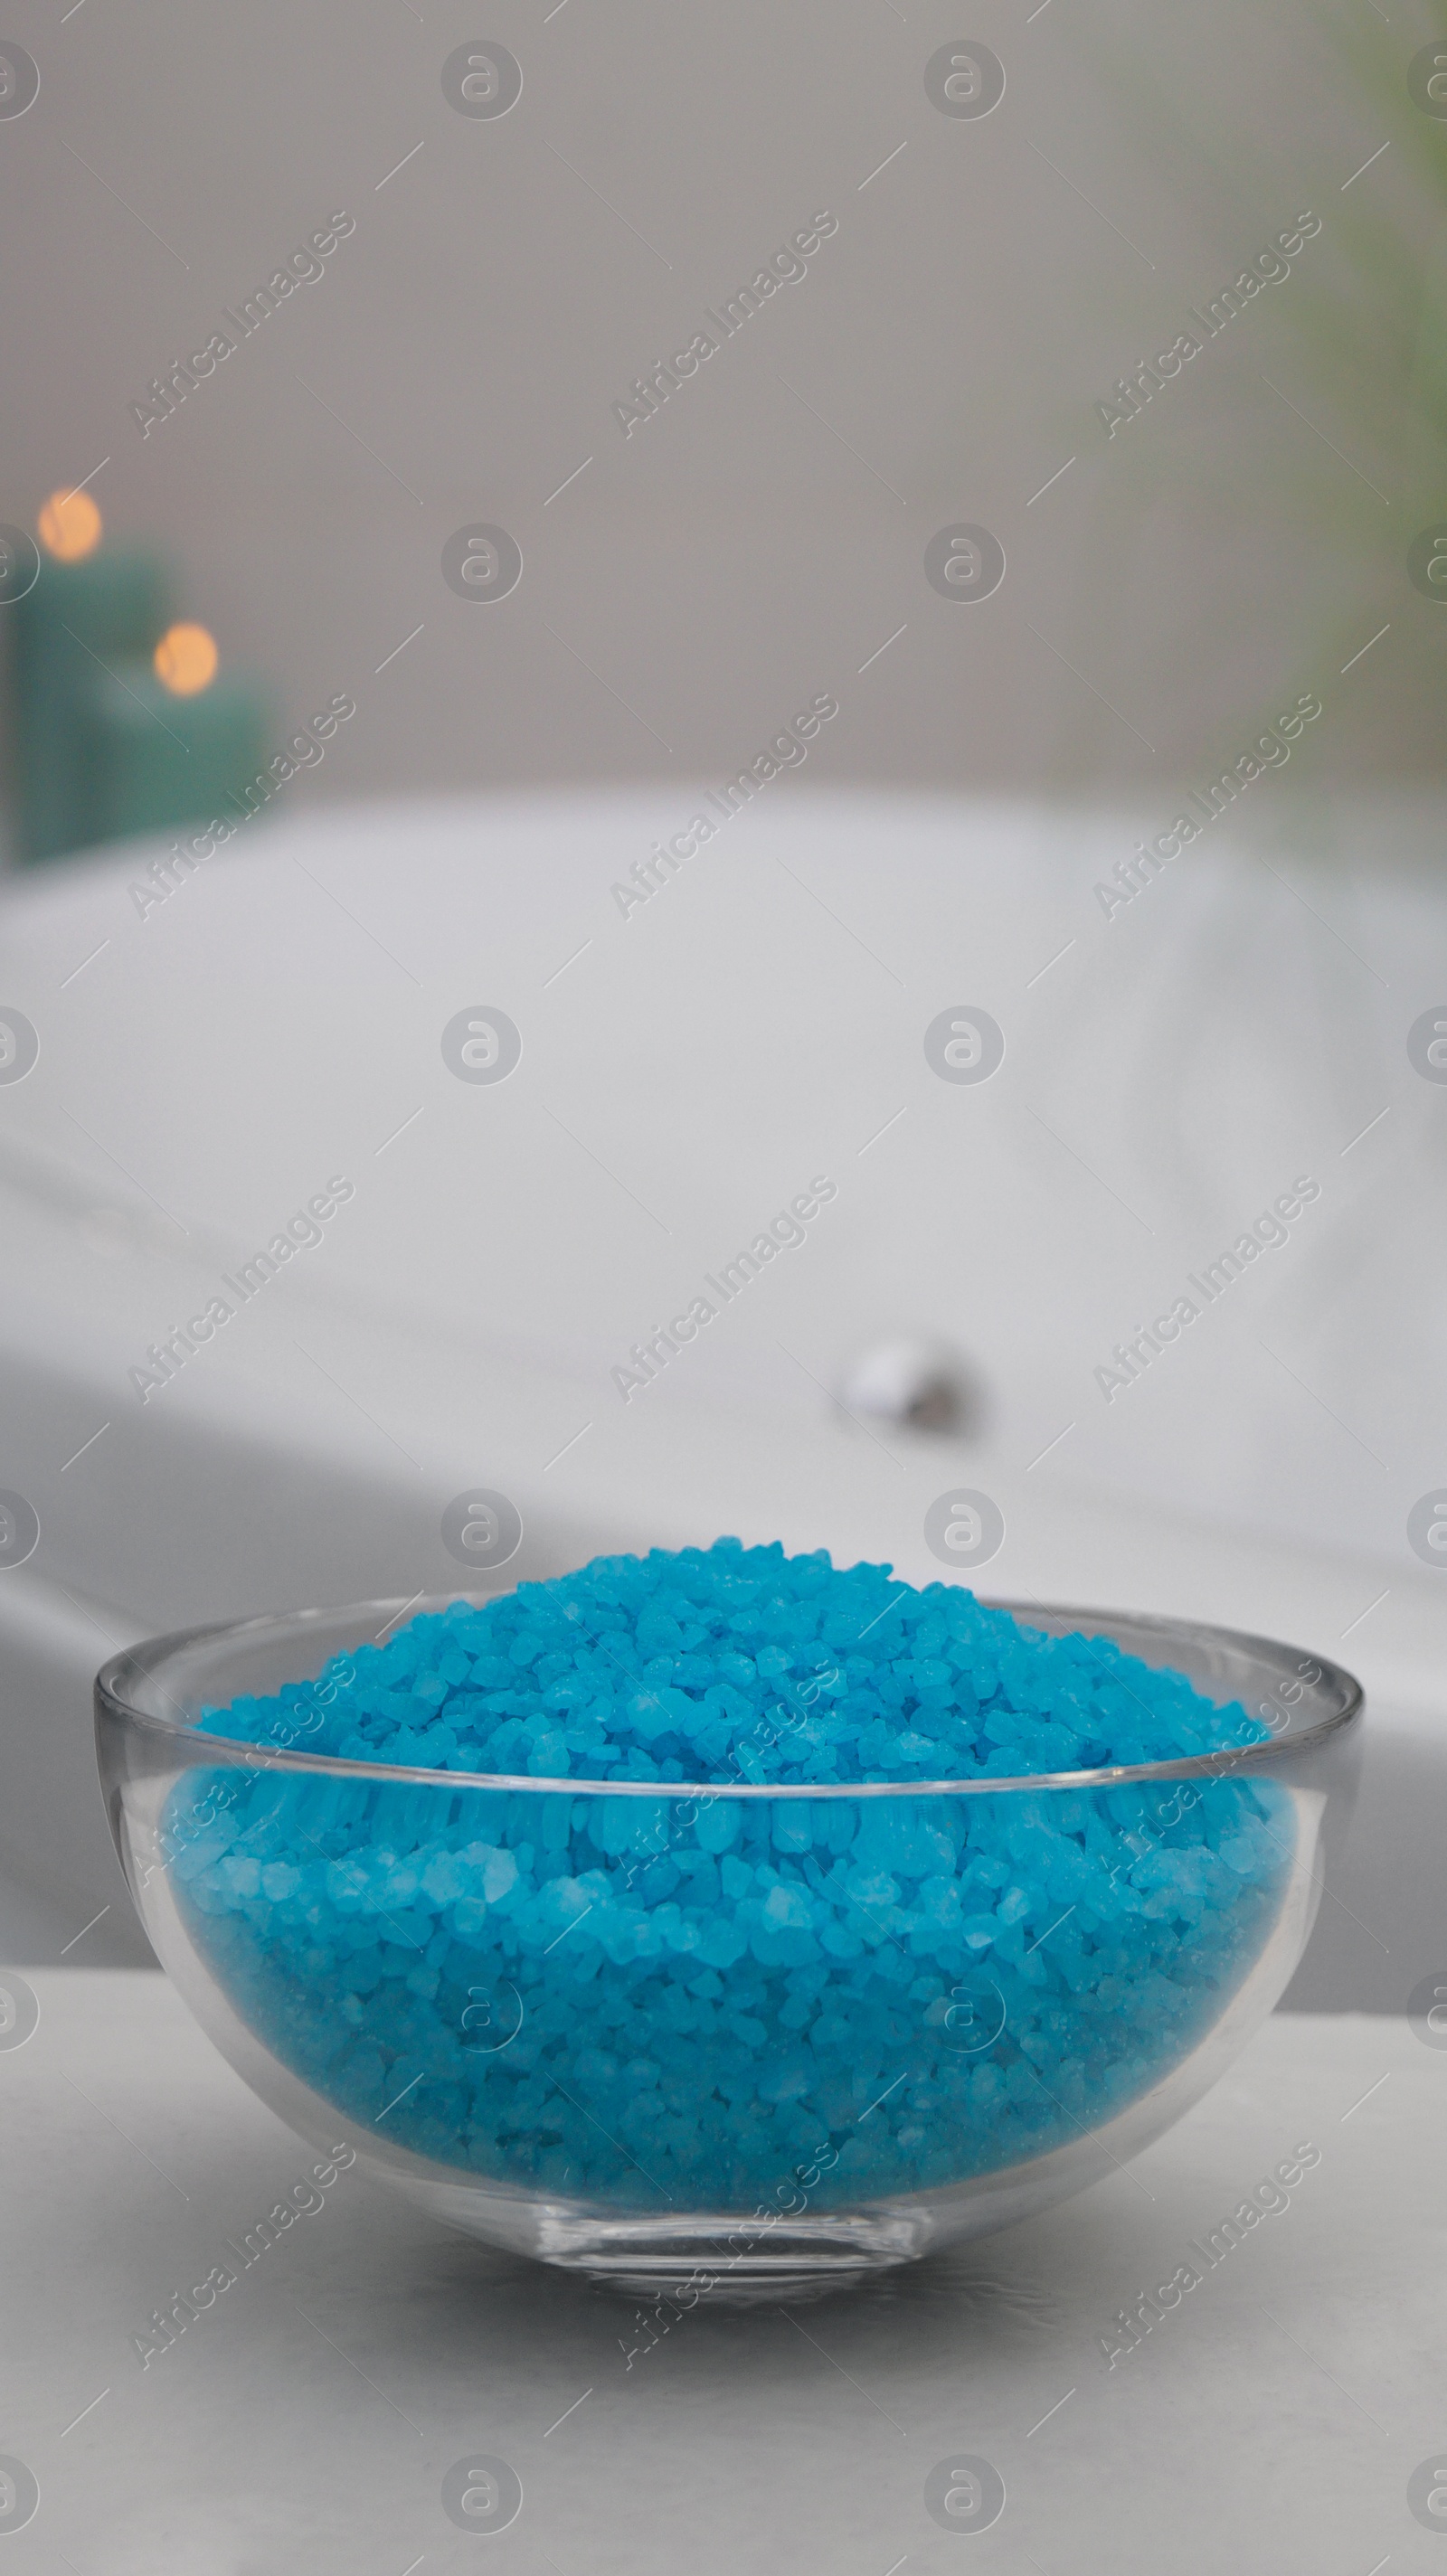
{"left": 537, "top": 2213, "right": 925, "bottom": 2305}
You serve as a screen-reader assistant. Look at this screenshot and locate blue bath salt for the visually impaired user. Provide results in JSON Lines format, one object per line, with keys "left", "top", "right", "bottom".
{"left": 168, "top": 1542, "right": 1290, "bottom": 2213}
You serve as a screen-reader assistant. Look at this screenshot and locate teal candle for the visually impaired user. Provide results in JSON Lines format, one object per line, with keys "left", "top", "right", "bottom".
{"left": 12, "top": 552, "right": 172, "bottom": 862}
{"left": 85, "top": 665, "right": 268, "bottom": 848}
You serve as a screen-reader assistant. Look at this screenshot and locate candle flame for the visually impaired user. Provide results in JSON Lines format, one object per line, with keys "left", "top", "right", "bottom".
{"left": 38, "top": 488, "right": 102, "bottom": 561}
{"left": 154, "top": 623, "right": 218, "bottom": 696}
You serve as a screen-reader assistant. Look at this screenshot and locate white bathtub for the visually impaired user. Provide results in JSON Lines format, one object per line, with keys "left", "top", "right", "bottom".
{"left": 0, "top": 789, "right": 1441, "bottom": 1993}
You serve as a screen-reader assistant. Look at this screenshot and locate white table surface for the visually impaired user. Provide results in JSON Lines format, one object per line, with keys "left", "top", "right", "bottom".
{"left": 0, "top": 1973, "right": 1440, "bottom": 2574}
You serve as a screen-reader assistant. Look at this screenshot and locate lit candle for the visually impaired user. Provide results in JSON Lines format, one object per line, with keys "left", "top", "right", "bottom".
{"left": 86, "top": 638, "right": 267, "bottom": 848}
{"left": 13, "top": 490, "right": 172, "bottom": 861}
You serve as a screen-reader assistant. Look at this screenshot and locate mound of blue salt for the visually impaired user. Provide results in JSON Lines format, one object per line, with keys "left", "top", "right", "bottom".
{"left": 166, "top": 1542, "right": 1288, "bottom": 2211}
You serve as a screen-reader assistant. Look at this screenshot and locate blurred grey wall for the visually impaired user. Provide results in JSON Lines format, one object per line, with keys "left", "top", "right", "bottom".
{"left": 2, "top": 0, "right": 1445, "bottom": 806}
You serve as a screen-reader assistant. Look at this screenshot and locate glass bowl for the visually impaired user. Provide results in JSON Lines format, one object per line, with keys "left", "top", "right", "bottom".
{"left": 95, "top": 1595, "right": 1362, "bottom": 2302}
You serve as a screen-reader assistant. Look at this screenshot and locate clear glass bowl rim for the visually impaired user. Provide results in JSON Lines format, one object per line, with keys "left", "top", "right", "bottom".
{"left": 94, "top": 1592, "right": 1364, "bottom": 1800}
